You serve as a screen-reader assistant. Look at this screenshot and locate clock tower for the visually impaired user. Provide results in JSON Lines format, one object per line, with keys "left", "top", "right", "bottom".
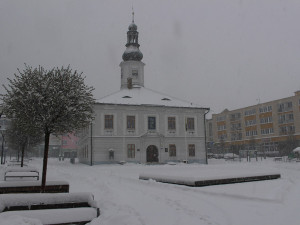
{"left": 120, "top": 11, "right": 145, "bottom": 89}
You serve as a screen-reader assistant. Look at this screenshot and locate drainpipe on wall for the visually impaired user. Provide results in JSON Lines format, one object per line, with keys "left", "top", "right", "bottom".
{"left": 204, "top": 108, "right": 210, "bottom": 165}
{"left": 90, "top": 122, "right": 93, "bottom": 166}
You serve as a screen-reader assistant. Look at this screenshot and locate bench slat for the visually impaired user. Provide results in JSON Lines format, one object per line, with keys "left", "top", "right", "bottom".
{"left": 0, "top": 192, "right": 96, "bottom": 211}
{"left": 0, "top": 181, "right": 69, "bottom": 194}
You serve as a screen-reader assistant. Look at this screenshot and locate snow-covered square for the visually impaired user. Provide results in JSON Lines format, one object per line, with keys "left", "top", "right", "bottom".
{"left": 1, "top": 158, "right": 300, "bottom": 225}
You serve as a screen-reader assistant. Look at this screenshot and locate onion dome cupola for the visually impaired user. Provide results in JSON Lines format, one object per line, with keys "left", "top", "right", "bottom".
{"left": 122, "top": 11, "right": 143, "bottom": 61}
{"left": 120, "top": 11, "right": 145, "bottom": 89}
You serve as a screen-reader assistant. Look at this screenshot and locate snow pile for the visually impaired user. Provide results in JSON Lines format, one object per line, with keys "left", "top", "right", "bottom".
{"left": 0, "top": 215, "right": 42, "bottom": 225}
{"left": 1, "top": 208, "right": 98, "bottom": 225}
{"left": 1, "top": 158, "right": 300, "bottom": 225}
{"left": 0, "top": 192, "right": 96, "bottom": 212}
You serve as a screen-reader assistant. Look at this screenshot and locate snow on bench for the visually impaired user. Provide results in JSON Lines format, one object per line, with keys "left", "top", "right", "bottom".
{"left": 4, "top": 166, "right": 39, "bottom": 181}
{"left": 7, "top": 161, "right": 29, "bottom": 167}
{"left": 0, "top": 192, "right": 100, "bottom": 225}
{"left": 139, "top": 173, "right": 281, "bottom": 187}
{"left": 0, "top": 181, "right": 69, "bottom": 194}
{"left": 1, "top": 208, "right": 98, "bottom": 225}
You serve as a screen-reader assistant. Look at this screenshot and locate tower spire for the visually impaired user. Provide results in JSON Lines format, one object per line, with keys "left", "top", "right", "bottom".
{"left": 122, "top": 11, "right": 143, "bottom": 61}
{"left": 120, "top": 11, "right": 145, "bottom": 89}
{"left": 132, "top": 6, "right": 135, "bottom": 23}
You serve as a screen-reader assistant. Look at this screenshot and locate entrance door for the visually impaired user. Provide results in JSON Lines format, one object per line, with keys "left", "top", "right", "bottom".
{"left": 146, "top": 145, "right": 159, "bottom": 163}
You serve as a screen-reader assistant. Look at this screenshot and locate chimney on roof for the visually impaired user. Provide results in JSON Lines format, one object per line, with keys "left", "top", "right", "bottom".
{"left": 127, "top": 78, "right": 133, "bottom": 89}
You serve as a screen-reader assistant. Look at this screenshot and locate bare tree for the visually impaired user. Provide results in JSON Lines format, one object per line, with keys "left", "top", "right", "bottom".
{"left": 219, "top": 137, "right": 226, "bottom": 155}
{"left": 6, "top": 118, "right": 43, "bottom": 167}
{"left": 2, "top": 65, "right": 95, "bottom": 191}
{"left": 249, "top": 135, "right": 256, "bottom": 150}
{"left": 278, "top": 132, "right": 298, "bottom": 156}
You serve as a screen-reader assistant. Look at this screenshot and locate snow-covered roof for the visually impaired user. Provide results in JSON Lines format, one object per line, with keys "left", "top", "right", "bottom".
{"left": 292, "top": 147, "right": 300, "bottom": 153}
{"left": 96, "top": 86, "right": 209, "bottom": 109}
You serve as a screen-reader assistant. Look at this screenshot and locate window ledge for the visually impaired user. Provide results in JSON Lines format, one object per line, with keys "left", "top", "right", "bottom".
{"left": 127, "top": 129, "right": 135, "bottom": 133}
{"left": 168, "top": 130, "right": 176, "bottom": 134}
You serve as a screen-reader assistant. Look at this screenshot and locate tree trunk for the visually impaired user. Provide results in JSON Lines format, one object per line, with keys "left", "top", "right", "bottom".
{"left": 1, "top": 135, "right": 4, "bottom": 164}
{"left": 41, "top": 132, "right": 50, "bottom": 192}
{"left": 21, "top": 144, "right": 25, "bottom": 167}
{"left": 17, "top": 148, "right": 20, "bottom": 162}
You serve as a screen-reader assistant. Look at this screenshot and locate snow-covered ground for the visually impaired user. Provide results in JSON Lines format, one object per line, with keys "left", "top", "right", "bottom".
{"left": 1, "top": 158, "right": 300, "bottom": 225}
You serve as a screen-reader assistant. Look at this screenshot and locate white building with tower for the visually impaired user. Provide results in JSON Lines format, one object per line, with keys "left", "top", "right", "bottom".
{"left": 78, "top": 15, "right": 209, "bottom": 164}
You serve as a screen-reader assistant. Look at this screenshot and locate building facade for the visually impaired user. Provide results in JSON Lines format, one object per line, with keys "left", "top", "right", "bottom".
{"left": 207, "top": 91, "right": 300, "bottom": 155}
{"left": 78, "top": 17, "right": 209, "bottom": 164}
{"left": 61, "top": 133, "right": 78, "bottom": 158}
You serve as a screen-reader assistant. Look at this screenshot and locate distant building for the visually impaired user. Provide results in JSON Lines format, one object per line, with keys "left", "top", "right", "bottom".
{"left": 78, "top": 16, "right": 209, "bottom": 165}
{"left": 61, "top": 133, "right": 78, "bottom": 158}
{"left": 207, "top": 91, "right": 300, "bottom": 155}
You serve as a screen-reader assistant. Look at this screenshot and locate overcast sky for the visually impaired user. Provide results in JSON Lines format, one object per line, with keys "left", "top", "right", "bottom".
{"left": 1, "top": 0, "right": 300, "bottom": 117}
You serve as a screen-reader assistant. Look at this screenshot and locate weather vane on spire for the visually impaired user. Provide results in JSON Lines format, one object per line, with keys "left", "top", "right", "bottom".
{"left": 132, "top": 6, "right": 135, "bottom": 23}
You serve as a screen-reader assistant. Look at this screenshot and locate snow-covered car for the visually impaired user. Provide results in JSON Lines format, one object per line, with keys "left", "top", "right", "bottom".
{"left": 224, "top": 153, "right": 239, "bottom": 160}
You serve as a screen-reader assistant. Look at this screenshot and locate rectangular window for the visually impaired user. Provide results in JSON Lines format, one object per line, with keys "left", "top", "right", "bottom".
{"left": 246, "top": 130, "right": 258, "bottom": 137}
{"left": 290, "top": 125, "right": 295, "bottom": 133}
{"left": 280, "top": 125, "right": 295, "bottom": 135}
{"left": 209, "top": 123, "right": 213, "bottom": 136}
{"left": 231, "top": 132, "right": 242, "bottom": 141}
{"left": 278, "top": 102, "right": 293, "bottom": 112}
{"left": 105, "top": 115, "right": 113, "bottom": 129}
{"left": 279, "top": 113, "right": 294, "bottom": 124}
{"left": 217, "top": 115, "right": 226, "bottom": 122}
{"left": 132, "top": 69, "right": 138, "bottom": 76}
{"left": 168, "top": 117, "right": 176, "bottom": 130}
{"left": 268, "top": 106, "right": 272, "bottom": 111}
{"left": 218, "top": 125, "right": 226, "bottom": 131}
{"left": 127, "top": 116, "right": 135, "bottom": 129}
{"left": 230, "top": 113, "right": 241, "bottom": 121}
{"left": 245, "top": 120, "right": 256, "bottom": 127}
{"left": 169, "top": 144, "right": 176, "bottom": 157}
{"left": 288, "top": 114, "right": 294, "bottom": 121}
{"left": 231, "top": 123, "right": 241, "bottom": 131}
{"left": 218, "top": 134, "right": 227, "bottom": 140}
{"left": 148, "top": 117, "right": 156, "bottom": 130}
{"left": 259, "top": 105, "right": 272, "bottom": 113}
{"left": 188, "top": 144, "right": 195, "bottom": 157}
{"left": 127, "top": 144, "right": 135, "bottom": 158}
{"left": 261, "top": 128, "right": 274, "bottom": 135}
{"left": 244, "top": 108, "right": 256, "bottom": 116}
{"left": 260, "top": 117, "right": 273, "bottom": 124}
{"left": 186, "top": 118, "right": 195, "bottom": 130}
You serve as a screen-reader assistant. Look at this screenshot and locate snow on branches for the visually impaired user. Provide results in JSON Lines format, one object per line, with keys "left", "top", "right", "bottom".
{"left": 2, "top": 65, "right": 95, "bottom": 135}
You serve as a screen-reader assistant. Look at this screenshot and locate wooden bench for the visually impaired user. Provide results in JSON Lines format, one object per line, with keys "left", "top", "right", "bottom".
{"left": 4, "top": 166, "right": 39, "bottom": 181}
{"left": 0, "top": 192, "right": 100, "bottom": 224}
{"left": 274, "top": 157, "right": 283, "bottom": 161}
{"left": 7, "top": 159, "right": 30, "bottom": 167}
{"left": 0, "top": 181, "right": 69, "bottom": 194}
